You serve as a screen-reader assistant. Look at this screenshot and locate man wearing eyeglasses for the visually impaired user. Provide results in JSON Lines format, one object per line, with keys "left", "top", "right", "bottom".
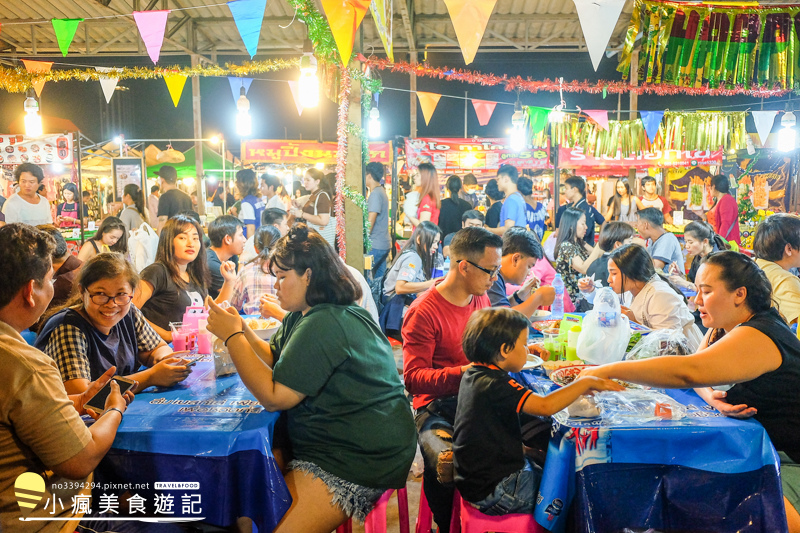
{"left": 402, "top": 227, "right": 503, "bottom": 533}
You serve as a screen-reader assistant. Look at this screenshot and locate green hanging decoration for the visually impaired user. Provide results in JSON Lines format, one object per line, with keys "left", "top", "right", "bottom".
{"left": 656, "top": 111, "right": 747, "bottom": 152}
{"left": 342, "top": 185, "right": 372, "bottom": 253}
{"left": 525, "top": 106, "right": 552, "bottom": 147}
{"left": 576, "top": 119, "right": 651, "bottom": 158}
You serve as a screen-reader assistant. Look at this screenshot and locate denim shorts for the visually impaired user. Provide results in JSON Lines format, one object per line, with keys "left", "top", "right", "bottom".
{"left": 468, "top": 457, "right": 542, "bottom": 516}
{"left": 289, "top": 459, "right": 386, "bottom": 522}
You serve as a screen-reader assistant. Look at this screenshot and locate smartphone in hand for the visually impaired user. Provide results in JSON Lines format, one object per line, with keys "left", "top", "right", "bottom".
{"left": 84, "top": 376, "right": 136, "bottom": 415}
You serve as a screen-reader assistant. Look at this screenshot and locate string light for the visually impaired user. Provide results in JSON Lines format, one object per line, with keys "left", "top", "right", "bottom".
{"left": 235, "top": 86, "right": 252, "bottom": 137}
{"left": 23, "top": 89, "right": 42, "bottom": 137}
{"left": 298, "top": 40, "right": 319, "bottom": 108}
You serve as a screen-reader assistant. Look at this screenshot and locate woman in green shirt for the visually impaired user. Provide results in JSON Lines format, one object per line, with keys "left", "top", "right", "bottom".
{"left": 206, "top": 224, "right": 415, "bottom": 532}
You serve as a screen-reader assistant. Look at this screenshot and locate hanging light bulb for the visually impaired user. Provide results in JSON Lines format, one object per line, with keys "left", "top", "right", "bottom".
{"left": 299, "top": 40, "right": 319, "bottom": 108}
{"left": 23, "top": 89, "right": 43, "bottom": 137}
{"left": 509, "top": 100, "right": 527, "bottom": 152}
{"left": 235, "top": 86, "right": 252, "bottom": 137}
{"left": 369, "top": 106, "right": 381, "bottom": 139}
{"left": 548, "top": 106, "right": 565, "bottom": 124}
{"left": 778, "top": 111, "right": 796, "bottom": 152}
{"left": 745, "top": 134, "right": 756, "bottom": 155}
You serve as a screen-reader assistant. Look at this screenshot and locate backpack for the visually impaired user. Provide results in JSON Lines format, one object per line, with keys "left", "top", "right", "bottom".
{"left": 129, "top": 222, "right": 159, "bottom": 273}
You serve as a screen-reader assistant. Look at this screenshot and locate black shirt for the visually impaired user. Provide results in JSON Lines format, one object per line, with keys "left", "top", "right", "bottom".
{"left": 139, "top": 262, "right": 206, "bottom": 330}
{"left": 555, "top": 198, "right": 605, "bottom": 246}
{"left": 724, "top": 308, "right": 800, "bottom": 462}
{"left": 453, "top": 364, "right": 534, "bottom": 502}
{"left": 586, "top": 252, "right": 611, "bottom": 287}
{"left": 485, "top": 202, "right": 502, "bottom": 228}
{"left": 206, "top": 248, "right": 238, "bottom": 299}
{"left": 438, "top": 197, "right": 472, "bottom": 237}
{"left": 157, "top": 188, "right": 193, "bottom": 219}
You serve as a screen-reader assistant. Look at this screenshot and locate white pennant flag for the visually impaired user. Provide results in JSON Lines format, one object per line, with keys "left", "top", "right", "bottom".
{"left": 573, "top": 0, "right": 626, "bottom": 71}
{"left": 96, "top": 67, "right": 119, "bottom": 104}
{"left": 752, "top": 110, "right": 778, "bottom": 147}
{"left": 287, "top": 80, "right": 304, "bottom": 116}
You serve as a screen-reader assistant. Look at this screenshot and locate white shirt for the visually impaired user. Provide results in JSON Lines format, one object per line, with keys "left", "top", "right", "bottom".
{"left": 265, "top": 194, "right": 285, "bottom": 211}
{"left": 629, "top": 277, "right": 703, "bottom": 351}
{"left": 1, "top": 193, "right": 52, "bottom": 225}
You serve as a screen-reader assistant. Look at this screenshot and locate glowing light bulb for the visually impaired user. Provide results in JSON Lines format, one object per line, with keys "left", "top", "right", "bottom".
{"left": 369, "top": 106, "right": 381, "bottom": 139}
{"left": 236, "top": 87, "right": 252, "bottom": 137}
{"left": 778, "top": 111, "right": 796, "bottom": 152}
{"left": 315, "top": 162, "right": 325, "bottom": 170}
{"left": 298, "top": 52, "right": 319, "bottom": 108}
{"left": 509, "top": 101, "right": 527, "bottom": 152}
{"left": 23, "top": 93, "right": 42, "bottom": 137}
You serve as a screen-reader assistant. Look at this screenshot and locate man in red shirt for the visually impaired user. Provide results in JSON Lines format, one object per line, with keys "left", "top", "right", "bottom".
{"left": 639, "top": 176, "right": 673, "bottom": 224}
{"left": 403, "top": 227, "right": 503, "bottom": 532}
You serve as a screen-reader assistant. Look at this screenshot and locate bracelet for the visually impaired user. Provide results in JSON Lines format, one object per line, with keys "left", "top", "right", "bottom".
{"left": 512, "top": 291, "right": 524, "bottom": 305}
{"left": 224, "top": 331, "right": 245, "bottom": 346}
{"left": 104, "top": 407, "right": 124, "bottom": 421}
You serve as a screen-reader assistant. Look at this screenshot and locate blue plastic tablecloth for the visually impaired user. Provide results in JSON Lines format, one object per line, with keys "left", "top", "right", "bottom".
{"left": 95, "top": 359, "right": 291, "bottom": 532}
{"left": 512, "top": 369, "right": 787, "bottom": 533}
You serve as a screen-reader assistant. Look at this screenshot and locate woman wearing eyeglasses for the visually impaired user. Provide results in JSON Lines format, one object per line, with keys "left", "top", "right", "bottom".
{"left": 36, "top": 253, "right": 192, "bottom": 395}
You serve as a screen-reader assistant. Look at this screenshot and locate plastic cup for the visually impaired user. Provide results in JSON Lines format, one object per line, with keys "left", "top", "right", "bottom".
{"left": 565, "top": 346, "right": 578, "bottom": 361}
{"left": 543, "top": 327, "right": 564, "bottom": 360}
{"left": 197, "top": 332, "right": 212, "bottom": 354}
{"left": 170, "top": 322, "right": 187, "bottom": 351}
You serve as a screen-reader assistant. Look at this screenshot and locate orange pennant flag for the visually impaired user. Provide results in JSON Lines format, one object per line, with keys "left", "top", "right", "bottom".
{"left": 320, "top": 0, "right": 371, "bottom": 66}
{"left": 22, "top": 60, "right": 53, "bottom": 97}
{"left": 417, "top": 92, "right": 442, "bottom": 126}
{"left": 163, "top": 73, "right": 188, "bottom": 107}
{"left": 443, "top": 0, "right": 498, "bottom": 65}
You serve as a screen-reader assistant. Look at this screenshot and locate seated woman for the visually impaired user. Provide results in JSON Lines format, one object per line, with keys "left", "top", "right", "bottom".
{"left": 379, "top": 221, "right": 441, "bottom": 337}
{"left": 555, "top": 207, "right": 603, "bottom": 305}
{"left": 754, "top": 214, "right": 800, "bottom": 325}
{"left": 204, "top": 225, "right": 416, "bottom": 532}
{"left": 77, "top": 216, "right": 127, "bottom": 262}
{"left": 583, "top": 251, "right": 800, "bottom": 532}
{"left": 132, "top": 215, "right": 236, "bottom": 341}
{"left": 586, "top": 221, "right": 636, "bottom": 286}
{"left": 36, "top": 253, "right": 191, "bottom": 394}
{"left": 231, "top": 224, "right": 282, "bottom": 315}
{"left": 606, "top": 243, "right": 704, "bottom": 351}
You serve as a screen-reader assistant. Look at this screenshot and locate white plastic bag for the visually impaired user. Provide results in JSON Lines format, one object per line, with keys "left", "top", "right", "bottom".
{"left": 595, "top": 390, "right": 687, "bottom": 424}
{"left": 624, "top": 328, "right": 692, "bottom": 361}
{"left": 129, "top": 222, "right": 159, "bottom": 273}
{"left": 576, "top": 287, "right": 631, "bottom": 365}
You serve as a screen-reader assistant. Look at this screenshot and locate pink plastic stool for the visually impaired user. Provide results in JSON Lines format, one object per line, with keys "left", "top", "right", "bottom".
{"left": 453, "top": 490, "right": 544, "bottom": 533}
{"left": 336, "top": 487, "right": 409, "bottom": 533}
{"left": 415, "top": 480, "right": 461, "bottom": 533}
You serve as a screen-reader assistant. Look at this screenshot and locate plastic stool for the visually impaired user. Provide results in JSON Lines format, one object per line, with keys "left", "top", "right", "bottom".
{"left": 453, "top": 490, "right": 544, "bottom": 533}
{"left": 415, "top": 480, "right": 461, "bottom": 533}
{"left": 336, "top": 486, "right": 409, "bottom": 533}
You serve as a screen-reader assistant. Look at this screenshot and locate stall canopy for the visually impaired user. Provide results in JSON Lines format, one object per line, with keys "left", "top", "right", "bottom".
{"left": 146, "top": 144, "right": 239, "bottom": 178}
{"left": 81, "top": 142, "right": 143, "bottom": 177}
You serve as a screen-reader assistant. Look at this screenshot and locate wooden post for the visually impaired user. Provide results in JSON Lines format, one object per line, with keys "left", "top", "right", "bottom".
{"left": 629, "top": 50, "right": 639, "bottom": 192}
{"left": 410, "top": 52, "right": 417, "bottom": 137}
{"left": 344, "top": 63, "right": 365, "bottom": 271}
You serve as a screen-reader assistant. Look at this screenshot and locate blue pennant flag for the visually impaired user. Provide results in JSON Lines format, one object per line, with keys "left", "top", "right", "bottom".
{"left": 640, "top": 110, "right": 665, "bottom": 143}
{"left": 228, "top": 77, "right": 254, "bottom": 103}
{"left": 227, "top": 0, "right": 267, "bottom": 58}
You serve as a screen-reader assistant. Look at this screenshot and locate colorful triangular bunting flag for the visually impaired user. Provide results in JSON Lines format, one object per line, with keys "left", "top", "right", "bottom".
{"left": 417, "top": 92, "right": 442, "bottom": 126}
{"left": 640, "top": 110, "right": 665, "bottom": 143}
{"left": 443, "top": 0, "right": 498, "bottom": 65}
{"left": 133, "top": 10, "right": 171, "bottom": 64}
{"left": 320, "top": 0, "right": 371, "bottom": 67}
{"left": 228, "top": 77, "right": 253, "bottom": 103}
{"left": 96, "top": 67, "right": 120, "bottom": 104}
{"left": 585, "top": 110, "right": 609, "bottom": 130}
{"left": 51, "top": 19, "right": 83, "bottom": 57}
{"left": 471, "top": 99, "right": 496, "bottom": 126}
{"left": 22, "top": 60, "right": 53, "bottom": 97}
{"left": 287, "top": 80, "right": 304, "bottom": 116}
{"left": 164, "top": 73, "right": 188, "bottom": 107}
{"left": 752, "top": 111, "right": 779, "bottom": 147}
{"left": 227, "top": 0, "right": 267, "bottom": 58}
{"left": 370, "top": 0, "right": 393, "bottom": 62}
{"left": 573, "top": 0, "right": 626, "bottom": 71}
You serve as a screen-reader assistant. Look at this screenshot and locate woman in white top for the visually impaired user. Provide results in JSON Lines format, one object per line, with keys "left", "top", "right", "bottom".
{"left": 119, "top": 183, "right": 148, "bottom": 232}
{"left": 1, "top": 162, "right": 53, "bottom": 225}
{"left": 607, "top": 243, "right": 703, "bottom": 351}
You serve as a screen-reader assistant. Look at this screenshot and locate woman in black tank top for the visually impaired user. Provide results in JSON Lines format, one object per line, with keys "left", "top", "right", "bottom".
{"left": 582, "top": 251, "right": 800, "bottom": 530}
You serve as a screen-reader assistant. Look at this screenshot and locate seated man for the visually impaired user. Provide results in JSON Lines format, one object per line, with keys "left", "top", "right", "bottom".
{"left": 239, "top": 207, "right": 290, "bottom": 264}
{"left": 636, "top": 207, "right": 684, "bottom": 274}
{"left": 206, "top": 215, "right": 247, "bottom": 299}
{"left": 0, "top": 224, "right": 129, "bottom": 530}
{"left": 36, "top": 224, "right": 82, "bottom": 326}
{"left": 488, "top": 226, "right": 555, "bottom": 317}
{"left": 442, "top": 209, "right": 484, "bottom": 258}
{"left": 402, "top": 227, "right": 503, "bottom": 532}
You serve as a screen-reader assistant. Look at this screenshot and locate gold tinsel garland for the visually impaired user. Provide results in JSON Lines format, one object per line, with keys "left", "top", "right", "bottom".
{"left": 0, "top": 58, "right": 300, "bottom": 93}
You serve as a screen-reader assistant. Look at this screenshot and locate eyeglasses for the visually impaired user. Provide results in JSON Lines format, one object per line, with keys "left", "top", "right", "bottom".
{"left": 88, "top": 293, "right": 134, "bottom": 306}
{"left": 457, "top": 259, "right": 501, "bottom": 278}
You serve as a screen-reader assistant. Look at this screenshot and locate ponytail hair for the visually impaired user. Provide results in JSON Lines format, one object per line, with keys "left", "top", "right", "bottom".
{"left": 123, "top": 183, "right": 148, "bottom": 223}
{"left": 684, "top": 220, "right": 729, "bottom": 252}
{"left": 608, "top": 243, "right": 685, "bottom": 299}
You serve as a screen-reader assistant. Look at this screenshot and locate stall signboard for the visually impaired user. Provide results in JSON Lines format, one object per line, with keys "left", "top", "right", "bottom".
{"left": 560, "top": 146, "right": 723, "bottom": 169}
{"left": 112, "top": 157, "right": 145, "bottom": 202}
{"left": 242, "top": 140, "right": 392, "bottom": 164}
{"left": 405, "top": 138, "right": 550, "bottom": 170}
{"left": 0, "top": 134, "right": 73, "bottom": 165}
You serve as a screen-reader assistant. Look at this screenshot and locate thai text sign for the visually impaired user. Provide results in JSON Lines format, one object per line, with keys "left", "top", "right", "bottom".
{"left": 559, "top": 147, "right": 723, "bottom": 169}
{"left": 405, "top": 138, "right": 550, "bottom": 170}
{"left": 242, "top": 140, "right": 392, "bottom": 164}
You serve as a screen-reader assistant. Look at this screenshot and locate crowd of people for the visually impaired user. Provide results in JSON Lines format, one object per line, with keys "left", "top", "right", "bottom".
{"left": 1, "top": 158, "right": 799, "bottom": 533}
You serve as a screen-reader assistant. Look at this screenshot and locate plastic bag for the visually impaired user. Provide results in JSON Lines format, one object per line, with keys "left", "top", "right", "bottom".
{"left": 129, "top": 222, "right": 159, "bottom": 273}
{"left": 624, "top": 328, "right": 692, "bottom": 361}
{"left": 213, "top": 338, "right": 238, "bottom": 377}
{"left": 576, "top": 287, "right": 631, "bottom": 365}
{"left": 595, "top": 390, "right": 687, "bottom": 425}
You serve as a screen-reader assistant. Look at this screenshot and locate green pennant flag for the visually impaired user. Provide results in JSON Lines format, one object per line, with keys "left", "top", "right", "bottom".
{"left": 51, "top": 18, "right": 84, "bottom": 57}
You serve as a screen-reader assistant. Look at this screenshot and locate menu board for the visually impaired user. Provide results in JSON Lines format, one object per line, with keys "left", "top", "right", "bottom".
{"left": 0, "top": 134, "right": 73, "bottom": 165}
{"left": 112, "top": 157, "right": 145, "bottom": 202}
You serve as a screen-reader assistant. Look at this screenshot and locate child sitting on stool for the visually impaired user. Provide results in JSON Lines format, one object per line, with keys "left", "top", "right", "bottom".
{"left": 452, "top": 308, "right": 622, "bottom": 515}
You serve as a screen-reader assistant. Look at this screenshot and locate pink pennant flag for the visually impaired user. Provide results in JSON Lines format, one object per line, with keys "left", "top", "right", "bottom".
{"left": 287, "top": 80, "right": 304, "bottom": 116}
{"left": 471, "top": 99, "right": 497, "bottom": 126}
{"left": 133, "top": 10, "right": 171, "bottom": 64}
{"left": 585, "top": 110, "right": 609, "bottom": 130}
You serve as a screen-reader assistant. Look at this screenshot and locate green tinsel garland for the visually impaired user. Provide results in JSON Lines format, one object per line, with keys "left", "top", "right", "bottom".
{"left": 342, "top": 185, "right": 372, "bottom": 253}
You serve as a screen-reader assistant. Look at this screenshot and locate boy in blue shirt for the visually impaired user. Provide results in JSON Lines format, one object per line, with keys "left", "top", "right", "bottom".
{"left": 453, "top": 308, "right": 621, "bottom": 515}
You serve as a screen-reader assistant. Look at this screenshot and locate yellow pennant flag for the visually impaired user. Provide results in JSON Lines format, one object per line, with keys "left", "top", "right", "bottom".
{"left": 164, "top": 73, "right": 188, "bottom": 107}
{"left": 320, "top": 0, "right": 371, "bottom": 66}
{"left": 443, "top": 0, "right": 498, "bottom": 65}
{"left": 370, "top": 0, "right": 393, "bottom": 62}
{"left": 417, "top": 92, "right": 442, "bottom": 126}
